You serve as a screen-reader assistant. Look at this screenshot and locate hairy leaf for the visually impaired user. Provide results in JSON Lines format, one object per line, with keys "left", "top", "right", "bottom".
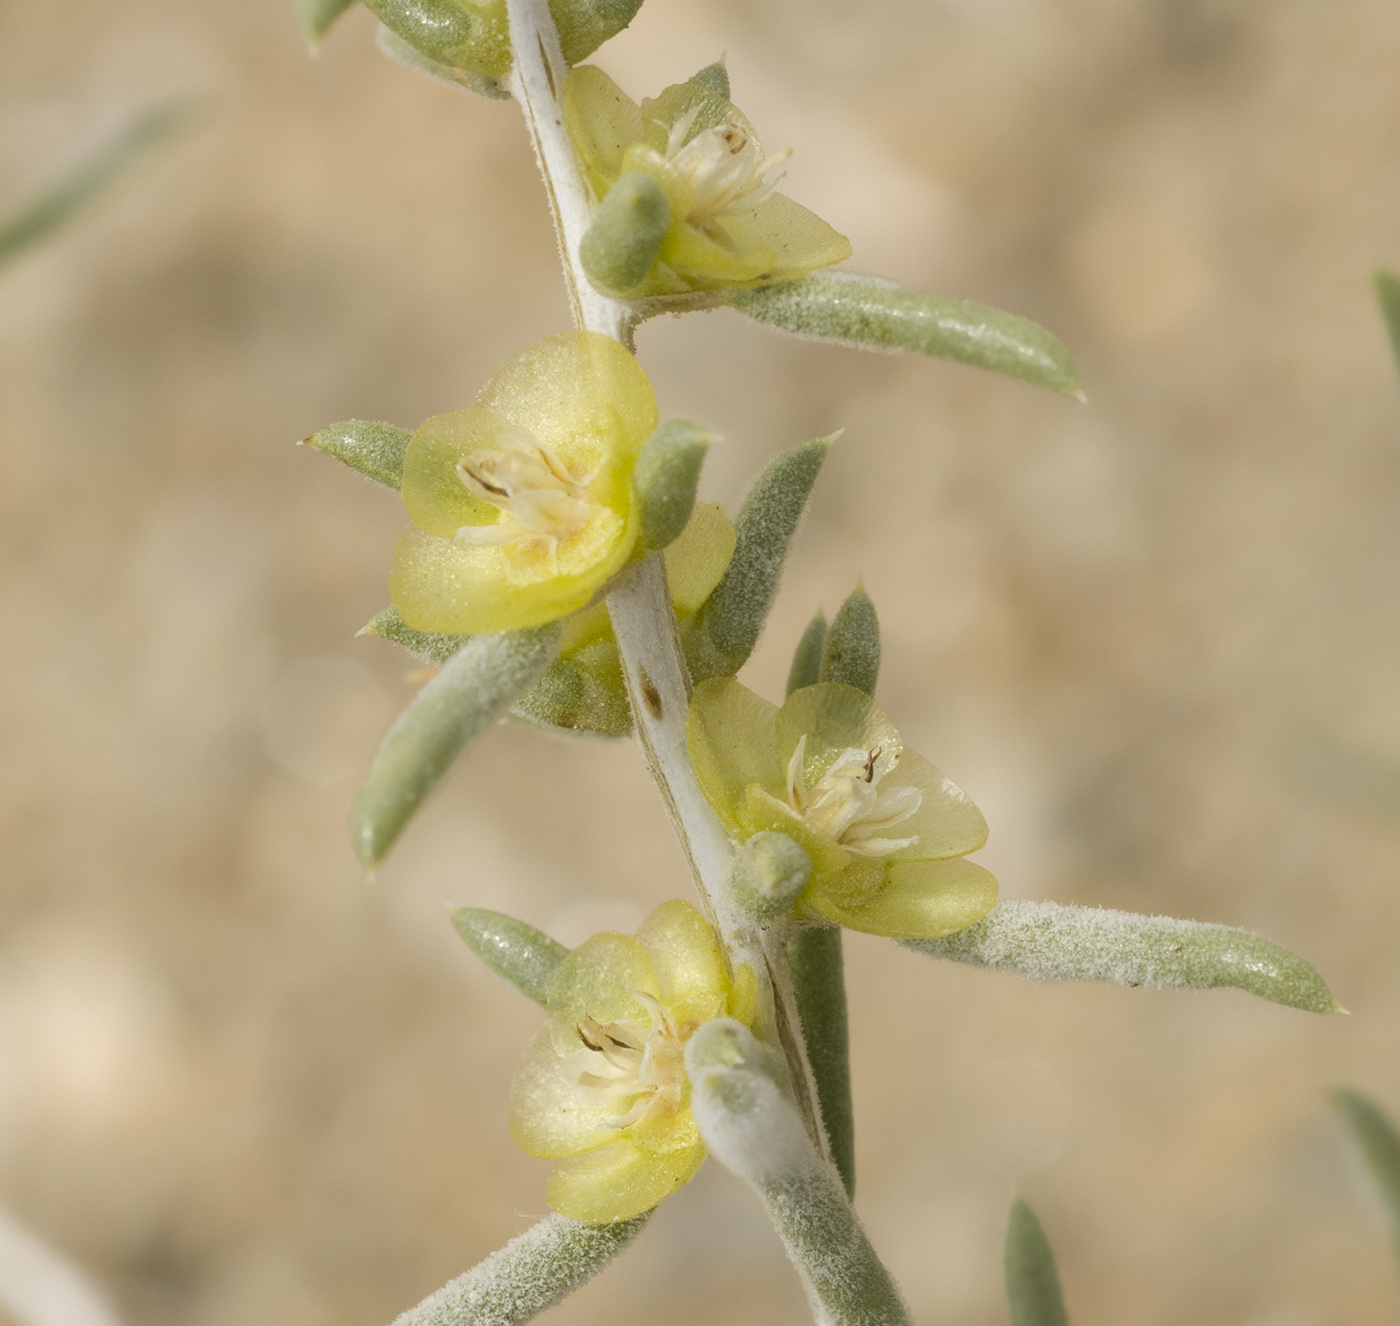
{"left": 789, "top": 927, "right": 855, "bottom": 1199}
{"left": 450, "top": 907, "right": 568, "bottom": 1005}
{"left": 303, "top": 419, "right": 411, "bottom": 490}
{"left": 731, "top": 272, "right": 1083, "bottom": 399}
{"left": 350, "top": 624, "right": 561, "bottom": 869}
{"left": 786, "top": 611, "right": 827, "bottom": 697}
{"left": 818, "top": 585, "right": 879, "bottom": 696}
{"left": 634, "top": 419, "right": 711, "bottom": 550}
{"left": 361, "top": 605, "right": 469, "bottom": 666}
{"left": 905, "top": 900, "right": 1340, "bottom": 1013}
{"left": 391, "top": 1212, "right": 649, "bottom": 1326}
{"left": 688, "top": 437, "right": 831, "bottom": 678}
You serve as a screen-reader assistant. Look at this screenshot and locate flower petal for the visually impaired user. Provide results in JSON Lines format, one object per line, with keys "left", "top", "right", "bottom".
{"left": 777, "top": 683, "right": 903, "bottom": 787}
{"left": 564, "top": 66, "right": 643, "bottom": 201}
{"left": 811, "top": 857, "right": 998, "bottom": 939}
{"left": 476, "top": 332, "right": 657, "bottom": 469}
{"left": 635, "top": 900, "right": 730, "bottom": 1028}
{"left": 688, "top": 677, "right": 783, "bottom": 831}
{"left": 401, "top": 406, "right": 505, "bottom": 537}
{"left": 509, "top": 1026, "right": 628, "bottom": 1159}
{"left": 390, "top": 519, "right": 629, "bottom": 634}
{"left": 545, "top": 932, "right": 659, "bottom": 1026}
{"left": 884, "top": 749, "right": 990, "bottom": 861}
{"left": 719, "top": 193, "right": 853, "bottom": 282}
{"left": 664, "top": 501, "right": 735, "bottom": 616}
{"left": 546, "top": 1134, "right": 706, "bottom": 1223}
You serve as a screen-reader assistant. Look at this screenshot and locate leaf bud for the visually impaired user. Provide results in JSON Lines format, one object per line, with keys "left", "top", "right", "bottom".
{"left": 730, "top": 831, "right": 812, "bottom": 924}
{"left": 579, "top": 172, "right": 672, "bottom": 296}
{"left": 818, "top": 584, "right": 880, "bottom": 696}
{"left": 634, "top": 419, "right": 711, "bottom": 550}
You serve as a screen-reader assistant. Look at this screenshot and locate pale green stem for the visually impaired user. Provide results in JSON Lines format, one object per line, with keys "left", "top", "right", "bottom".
{"left": 503, "top": 0, "right": 834, "bottom": 1169}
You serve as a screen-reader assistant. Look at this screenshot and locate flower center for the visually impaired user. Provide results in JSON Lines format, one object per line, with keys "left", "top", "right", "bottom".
{"left": 785, "top": 734, "right": 923, "bottom": 857}
{"left": 663, "top": 104, "right": 791, "bottom": 233}
{"left": 564, "top": 990, "right": 688, "bottom": 1131}
{"left": 455, "top": 424, "right": 602, "bottom": 560}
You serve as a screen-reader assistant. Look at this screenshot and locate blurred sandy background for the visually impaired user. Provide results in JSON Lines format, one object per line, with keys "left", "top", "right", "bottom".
{"left": 2, "top": 0, "right": 1400, "bottom": 1322}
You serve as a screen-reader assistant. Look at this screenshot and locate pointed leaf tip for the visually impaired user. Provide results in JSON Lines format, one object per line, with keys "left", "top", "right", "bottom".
{"left": 305, "top": 418, "right": 410, "bottom": 490}
{"left": 730, "top": 272, "right": 1082, "bottom": 399}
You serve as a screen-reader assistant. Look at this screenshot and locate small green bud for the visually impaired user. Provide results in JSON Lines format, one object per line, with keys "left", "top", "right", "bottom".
{"left": 298, "top": 0, "right": 357, "bottom": 47}
{"left": 1375, "top": 268, "right": 1400, "bottom": 381}
{"left": 303, "top": 418, "right": 410, "bottom": 490}
{"left": 730, "top": 832, "right": 812, "bottom": 923}
{"left": 785, "top": 611, "right": 827, "bottom": 697}
{"left": 731, "top": 271, "right": 1084, "bottom": 400}
{"left": 687, "top": 60, "right": 730, "bottom": 101}
{"left": 1005, "top": 1199, "right": 1070, "bottom": 1326}
{"left": 818, "top": 585, "right": 880, "bottom": 696}
{"left": 579, "top": 173, "right": 671, "bottom": 296}
{"left": 450, "top": 906, "right": 569, "bottom": 1005}
{"left": 349, "top": 624, "right": 561, "bottom": 870}
{"left": 689, "top": 436, "right": 833, "bottom": 679}
{"left": 634, "top": 420, "right": 711, "bottom": 551}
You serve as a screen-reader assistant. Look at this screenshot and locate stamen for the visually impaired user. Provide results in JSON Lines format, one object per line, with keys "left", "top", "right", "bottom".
{"left": 785, "top": 737, "right": 923, "bottom": 858}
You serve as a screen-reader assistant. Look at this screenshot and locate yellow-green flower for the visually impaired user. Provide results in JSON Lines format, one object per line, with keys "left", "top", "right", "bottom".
{"left": 555, "top": 498, "right": 736, "bottom": 691}
{"left": 565, "top": 66, "right": 852, "bottom": 296}
{"left": 510, "top": 900, "right": 758, "bottom": 1224}
{"left": 390, "top": 331, "right": 657, "bottom": 634}
{"left": 688, "top": 679, "right": 998, "bottom": 938}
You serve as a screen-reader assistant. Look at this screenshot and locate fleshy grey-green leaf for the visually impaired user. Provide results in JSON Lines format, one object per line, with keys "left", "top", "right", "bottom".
{"left": 555, "top": 0, "right": 645, "bottom": 66}
{"left": 634, "top": 419, "right": 711, "bottom": 550}
{"left": 375, "top": 24, "right": 510, "bottom": 98}
{"left": 786, "top": 611, "right": 827, "bottom": 696}
{"left": 0, "top": 100, "right": 193, "bottom": 271}
{"left": 364, "top": 0, "right": 477, "bottom": 64}
{"left": 1375, "top": 269, "right": 1400, "bottom": 381}
{"left": 1005, "top": 1199, "right": 1070, "bottom": 1326}
{"left": 511, "top": 656, "right": 631, "bottom": 737}
{"left": 391, "top": 1211, "right": 650, "bottom": 1326}
{"left": 361, "top": 605, "right": 469, "bottom": 666}
{"left": 731, "top": 272, "right": 1083, "bottom": 399}
{"left": 818, "top": 585, "right": 879, "bottom": 697}
{"left": 350, "top": 624, "right": 561, "bottom": 869}
{"left": 580, "top": 173, "right": 671, "bottom": 296}
{"left": 905, "top": 900, "right": 1340, "bottom": 1013}
{"left": 450, "top": 907, "right": 568, "bottom": 1005}
{"left": 298, "top": 0, "right": 358, "bottom": 46}
{"left": 304, "top": 419, "right": 411, "bottom": 490}
{"left": 687, "top": 1020, "right": 910, "bottom": 1326}
{"left": 1331, "top": 1087, "right": 1400, "bottom": 1266}
{"left": 689, "top": 437, "right": 831, "bottom": 678}
{"left": 688, "top": 61, "right": 730, "bottom": 101}
{"left": 789, "top": 926, "right": 855, "bottom": 1200}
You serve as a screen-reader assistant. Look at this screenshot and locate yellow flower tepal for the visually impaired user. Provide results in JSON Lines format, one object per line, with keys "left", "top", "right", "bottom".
{"left": 688, "top": 679, "right": 998, "bottom": 938}
{"left": 510, "top": 900, "right": 758, "bottom": 1223}
{"left": 565, "top": 66, "right": 852, "bottom": 297}
{"left": 390, "top": 331, "right": 657, "bottom": 634}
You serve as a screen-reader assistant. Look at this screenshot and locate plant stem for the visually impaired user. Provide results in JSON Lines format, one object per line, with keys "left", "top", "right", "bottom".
{"left": 502, "top": 0, "right": 832, "bottom": 1169}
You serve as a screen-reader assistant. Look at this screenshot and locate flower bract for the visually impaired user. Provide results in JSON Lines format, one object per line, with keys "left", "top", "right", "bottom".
{"left": 565, "top": 65, "right": 852, "bottom": 296}
{"left": 510, "top": 899, "right": 757, "bottom": 1223}
{"left": 688, "top": 679, "right": 997, "bottom": 938}
{"left": 390, "top": 331, "right": 657, "bottom": 634}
